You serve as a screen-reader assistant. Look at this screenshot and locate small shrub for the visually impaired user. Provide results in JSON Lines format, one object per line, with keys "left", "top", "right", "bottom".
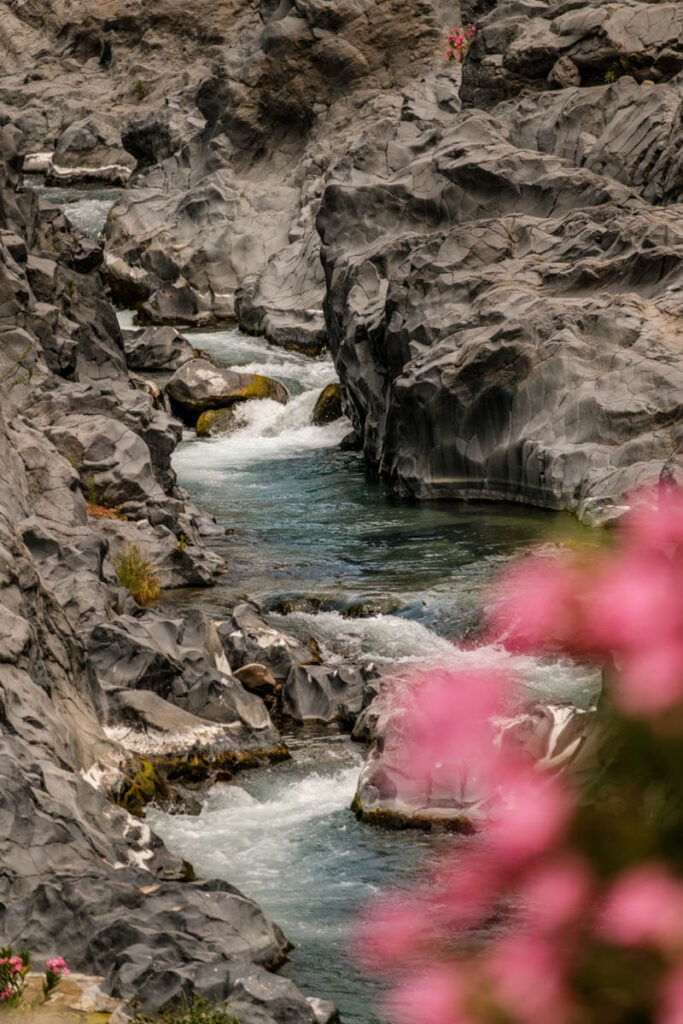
{"left": 604, "top": 56, "right": 630, "bottom": 83}
{"left": 174, "top": 533, "right": 187, "bottom": 553}
{"left": 0, "top": 343, "right": 33, "bottom": 391}
{"left": 135, "top": 77, "right": 146, "bottom": 100}
{"left": 113, "top": 544, "right": 161, "bottom": 606}
{"left": 135, "top": 995, "right": 241, "bottom": 1024}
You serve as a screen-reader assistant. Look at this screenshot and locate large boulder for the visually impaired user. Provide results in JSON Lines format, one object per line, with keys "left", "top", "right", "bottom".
{"left": 311, "top": 382, "right": 342, "bottom": 426}
{"left": 353, "top": 702, "right": 592, "bottom": 829}
{"left": 123, "top": 325, "right": 194, "bottom": 372}
{"left": 165, "top": 358, "right": 288, "bottom": 423}
{"left": 46, "top": 115, "right": 135, "bottom": 185}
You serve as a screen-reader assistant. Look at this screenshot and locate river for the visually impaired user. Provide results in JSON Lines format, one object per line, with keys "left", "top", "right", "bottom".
{"left": 40, "top": 181, "right": 600, "bottom": 1024}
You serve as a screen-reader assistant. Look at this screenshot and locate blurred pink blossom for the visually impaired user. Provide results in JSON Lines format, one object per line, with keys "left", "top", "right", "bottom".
{"left": 355, "top": 896, "right": 434, "bottom": 972}
{"left": 489, "top": 763, "right": 572, "bottom": 868}
{"left": 518, "top": 855, "right": 593, "bottom": 934}
{"left": 385, "top": 965, "right": 470, "bottom": 1024}
{"left": 487, "top": 934, "right": 571, "bottom": 1024}
{"left": 659, "top": 967, "right": 683, "bottom": 1024}
{"left": 600, "top": 864, "right": 683, "bottom": 950}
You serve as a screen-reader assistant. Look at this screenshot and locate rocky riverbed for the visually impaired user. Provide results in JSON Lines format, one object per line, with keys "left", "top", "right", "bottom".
{"left": 0, "top": 0, "right": 682, "bottom": 1020}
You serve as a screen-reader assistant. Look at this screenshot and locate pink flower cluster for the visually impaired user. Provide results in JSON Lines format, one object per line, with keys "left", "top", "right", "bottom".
{"left": 445, "top": 24, "right": 476, "bottom": 64}
{"left": 45, "top": 956, "right": 69, "bottom": 976}
{"left": 491, "top": 485, "right": 683, "bottom": 715}
{"left": 357, "top": 485, "right": 683, "bottom": 1024}
{"left": 0, "top": 955, "right": 24, "bottom": 976}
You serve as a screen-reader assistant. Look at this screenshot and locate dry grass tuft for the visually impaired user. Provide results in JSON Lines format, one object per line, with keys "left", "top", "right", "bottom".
{"left": 112, "top": 544, "right": 161, "bottom": 606}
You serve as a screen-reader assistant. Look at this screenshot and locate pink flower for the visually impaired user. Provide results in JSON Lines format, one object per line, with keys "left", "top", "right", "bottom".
{"left": 616, "top": 642, "right": 683, "bottom": 715}
{"left": 0, "top": 987, "right": 11, "bottom": 1002}
{"left": 600, "top": 864, "right": 683, "bottom": 950}
{"left": 385, "top": 965, "right": 470, "bottom": 1024}
{"left": 432, "top": 852, "right": 502, "bottom": 933}
{"left": 9, "top": 955, "right": 23, "bottom": 975}
{"left": 659, "top": 967, "right": 683, "bottom": 1024}
{"left": 355, "top": 897, "right": 434, "bottom": 972}
{"left": 487, "top": 935, "right": 571, "bottom": 1024}
{"left": 584, "top": 552, "right": 682, "bottom": 655}
{"left": 489, "top": 556, "right": 585, "bottom": 654}
{"left": 518, "top": 855, "right": 592, "bottom": 934}
{"left": 45, "top": 956, "right": 69, "bottom": 976}
{"left": 489, "top": 763, "right": 572, "bottom": 867}
{"left": 385, "top": 669, "right": 506, "bottom": 802}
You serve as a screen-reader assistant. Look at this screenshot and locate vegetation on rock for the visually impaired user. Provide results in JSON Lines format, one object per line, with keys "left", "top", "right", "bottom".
{"left": 112, "top": 544, "right": 161, "bottom": 606}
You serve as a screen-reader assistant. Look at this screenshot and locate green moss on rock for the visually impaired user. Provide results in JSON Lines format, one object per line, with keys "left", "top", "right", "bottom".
{"left": 196, "top": 407, "right": 237, "bottom": 437}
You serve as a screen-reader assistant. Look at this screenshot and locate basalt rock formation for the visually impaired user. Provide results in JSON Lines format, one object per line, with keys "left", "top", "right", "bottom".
{"left": 96, "top": 0, "right": 682, "bottom": 519}
{"left": 0, "top": 126, "right": 330, "bottom": 1021}
{"left": 102, "top": 0, "right": 459, "bottom": 340}
{"left": 317, "top": 4, "right": 683, "bottom": 522}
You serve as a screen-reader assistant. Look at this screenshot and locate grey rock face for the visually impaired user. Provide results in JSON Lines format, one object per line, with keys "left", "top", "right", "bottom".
{"left": 0, "top": 122, "right": 317, "bottom": 1018}
{"left": 123, "top": 325, "right": 195, "bottom": 372}
{"left": 46, "top": 115, "right": 136, "bottom": 185}
{"left": 220, "top": 603, "right": 380, "bottom": 726}
{"left": 103, "top": 0, "right": 451, "bottom": 340}
{"left": 461, "top": 1, "right": 683, "bottom": 110}
{"left": 317, "top": 56, "right": 683, "bottom": 521}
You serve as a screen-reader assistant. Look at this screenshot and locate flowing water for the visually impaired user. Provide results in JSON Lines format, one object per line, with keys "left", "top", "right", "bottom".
{"left": 43, "top": 185, "right": 600, "bottom": 1023}
{"left": 149, "top": 325, "right": 600, "bottom": 1023}
{"left": 27, "top": 175, "right": 121, "bottom": 238}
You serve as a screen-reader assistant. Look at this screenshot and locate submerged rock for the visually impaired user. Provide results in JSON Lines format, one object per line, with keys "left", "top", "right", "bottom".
{"left": 166, "top": 358, "right": 288, "bottom": 423}
{"left": 196, "top": 405, "right": 238, "bottom": 437}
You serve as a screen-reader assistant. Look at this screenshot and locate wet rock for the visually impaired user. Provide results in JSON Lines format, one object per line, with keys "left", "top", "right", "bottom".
{"left": 311, "top": 382, "right": 342, "bottom": 426}
{"left": 219, "top": 603, "right": 314, "bottom": 685}
{"left": 281, "top": 663, "right": 379, "bottom": 727}
{"left": 353, "top": 702, "right": 593, "bottom": 829}
{"left": 196, "top": 405, "right": 238, "bottom": 437}
{"left": 166, "top": 358, "right": 288, "bottom": 423}
{"left": 234, "top": 663, "right": 280, "bottom": 700}
{"left": 339, "top": 429, "right": 362, "bottom": 452}
{"left": 123, "top": 325, "right": 194, "bottom": 372}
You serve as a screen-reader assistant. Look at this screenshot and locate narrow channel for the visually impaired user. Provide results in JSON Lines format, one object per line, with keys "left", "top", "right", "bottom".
{"left": 40, "top": 182, "right": 599, "bottom": 1024}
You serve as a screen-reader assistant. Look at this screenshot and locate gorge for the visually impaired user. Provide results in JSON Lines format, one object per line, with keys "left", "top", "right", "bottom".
{"left": 0, "top": 0, "right": 682, "bottom": 1022}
